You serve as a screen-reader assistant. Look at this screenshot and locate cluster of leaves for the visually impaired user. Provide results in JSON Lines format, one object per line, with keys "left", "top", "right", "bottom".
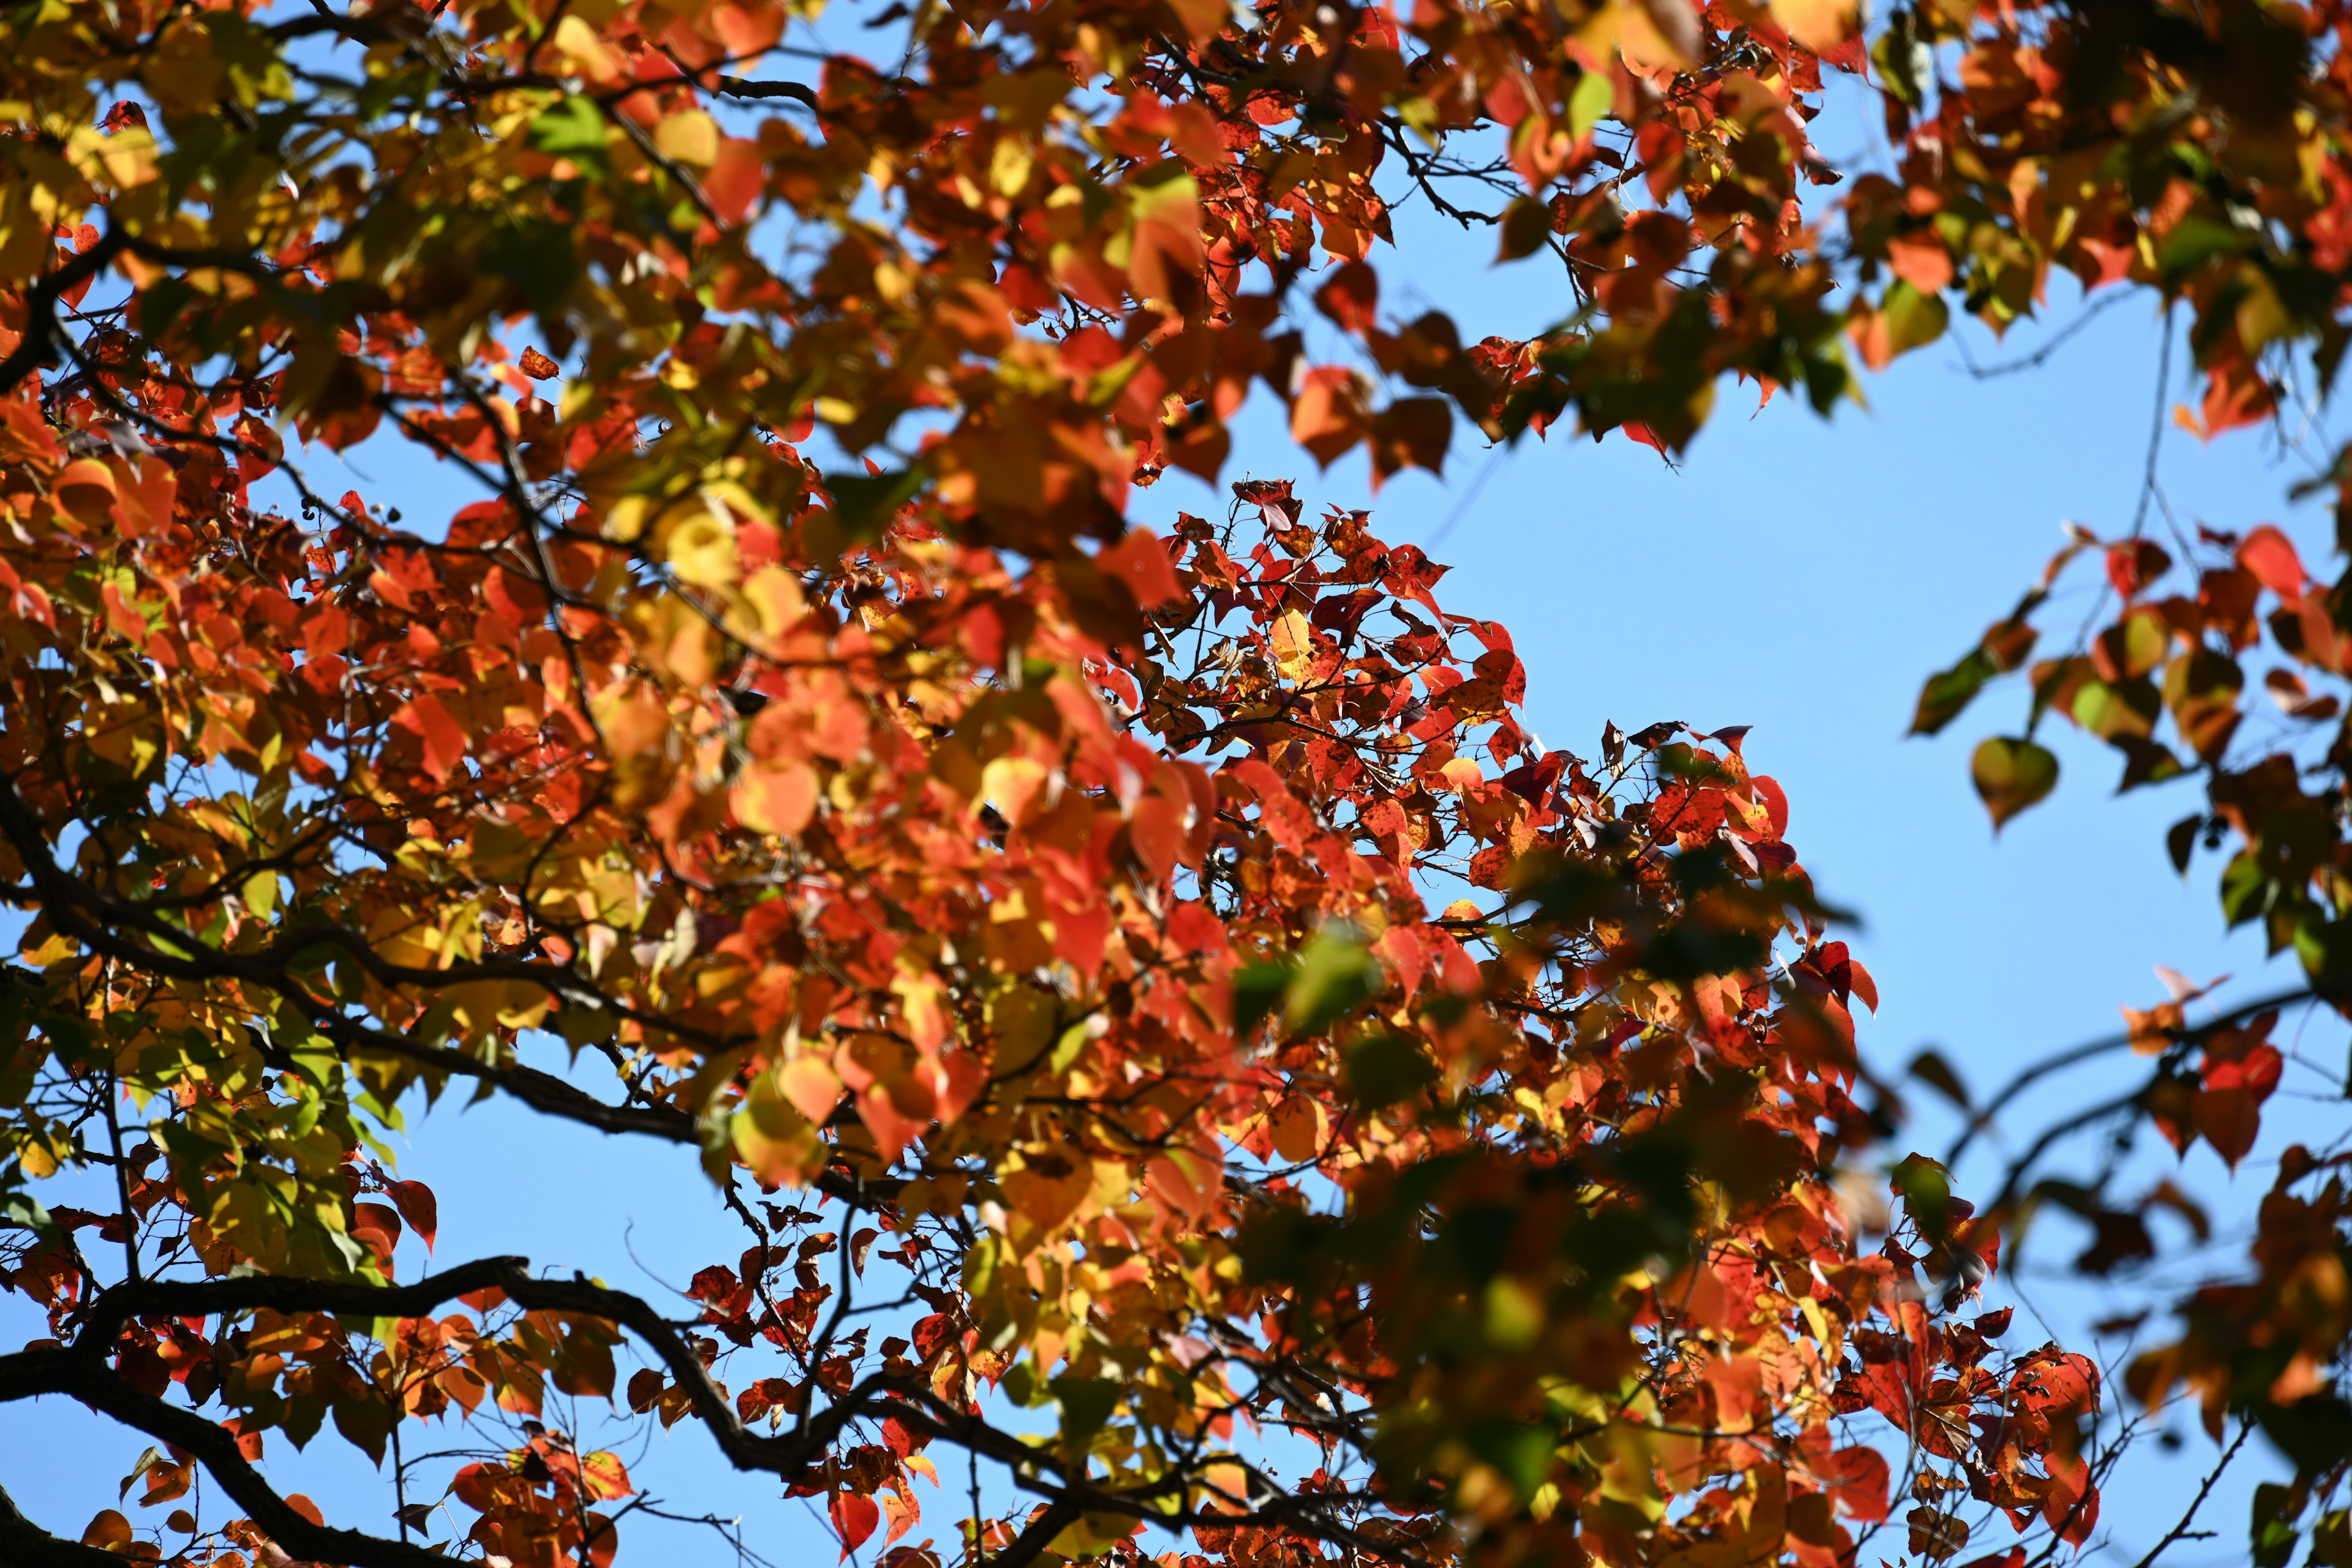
{"left": 0, "top": 356, "right": 2105, "bottom": 1568}
{"left": 18, "top": 0, "right": 2352, "bottom": 1561}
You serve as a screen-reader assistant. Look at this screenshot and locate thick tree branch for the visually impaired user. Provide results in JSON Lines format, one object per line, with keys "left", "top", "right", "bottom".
{"left": 991, "top": 1500, "right": 1084, "bottom": 1568}
{"left": 21, "top": 1258, "right": 889, "bottom": 1488}
{"left": 0, "top": 1484, "right": 126, "bottom": 1568}
{"left": 2, "top": 1347, "right": 454, "bottom": 1568}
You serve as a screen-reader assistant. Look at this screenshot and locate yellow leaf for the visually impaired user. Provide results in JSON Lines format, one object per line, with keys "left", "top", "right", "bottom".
{"left": 732, "top": 1071, "right": 824, "bottom": 1186}
{"left": 742, "top": 565, "right": 808, "bottom": 638}
{"left": 980, "top": 755, "right": 1052, "bottom": 825}
{"left": 654, "top": 110, "right": 720, "bottom": 168}
{"left": 663, "top": 507, "right": 738, "bottom": 589}
{"left": 1268, "top": 611, "right": 1317, "bottom": 682}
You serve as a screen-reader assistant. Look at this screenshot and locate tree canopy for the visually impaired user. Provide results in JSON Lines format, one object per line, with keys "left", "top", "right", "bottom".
{"left": 2, "top": 0, "right": 2351, "bottom": 1566}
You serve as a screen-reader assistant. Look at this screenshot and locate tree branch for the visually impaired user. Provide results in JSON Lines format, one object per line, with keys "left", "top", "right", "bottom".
{"left": 2127, "top": 1419, "right": 2252, "bottom": 1568}
{"left": 2, "top": 1347, "right": 454, "bottom": 1568}
{"left": 1948, "top": 982, "right": 2329, "bottom": 1166}
{"left": 0, "top": 1484, "right": 127, "bottom": 1568}
{"left": 715, "top": 75, "right": 819, "bottom": 107}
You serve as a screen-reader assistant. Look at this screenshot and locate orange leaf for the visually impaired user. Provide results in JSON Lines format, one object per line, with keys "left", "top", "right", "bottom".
{"left": 392, "top": 694, "right": 468, "bottom": 785}
{"left": 581, "top": 1451, "right": 633, "bottom": 1501}
{"left": 736, "top": 760, "right": 820, "bottom": 836}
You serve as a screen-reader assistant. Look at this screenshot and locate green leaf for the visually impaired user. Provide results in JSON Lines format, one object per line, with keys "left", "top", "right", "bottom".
{"left": 2294, "top": 916, "right": 2352, "bottom": 983}
{"left": 826, "top": 466, "right": 925, "bottom": 540}
{"left": 1970, "top": 736, "right": 2057, "bottom": 829}
{"left": 1911, "top": 647, "right": 1996, "bottom": 736}
{"left": 1232, "top": 963, "right": 1289, "bottom": 1040}
{"left": 529, "top": 96, "right": 612, "bottom": 172}
{"left": 1343, "top": 1032, "right": 1436, "bottom": 1108}
{"left": 1467, "top": 1420, "right": 1556, "bottom": 1501}
{"left": 2252, "top": 1481, "right": 2300, "bottom": 1568}
{"left": 2221, "top": 848, "right": 2270, "bottom": 926}
{"left": 1050, "top": 1374, "right": 1119, "bottom": 1452}
{"left": 2166, "top": 813, "right": 2203, "bottom": 876}
{"left": 1568, "top": 69, "right": 1612, "bottom": 142}
{"left": 2157, "top": 215, "right": 2253, "bottom": 283}
{"left": 1284, "top": 932, "right": 1382, "bottom": 1036}
{"left": 1888, "top": 1152, "right": 1953, "bottom": 1240}
{"left": 1877, "top": 279, "right": 1950, "bottom": 358}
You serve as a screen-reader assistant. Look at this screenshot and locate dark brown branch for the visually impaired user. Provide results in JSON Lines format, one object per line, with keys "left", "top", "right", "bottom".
{"left": 0, "top": 1484, "right": 126, "bottom": 1568}
{"left": 3, "top": 1348, "right": 454, "bottom": 1568}
{"left": 2127, "top": 1420, "right": 2251, "bottom": 1568}
{"left": 27, "top": 1258, "right": 883, "bottom": 1484}
{"left": 716, "top": 75, "right": 819, "bottom": 107}
{"left": 990, "top": 1500, "right": 1084, "bottom": 1568}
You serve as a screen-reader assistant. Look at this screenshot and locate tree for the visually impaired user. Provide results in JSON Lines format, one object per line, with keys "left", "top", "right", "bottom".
{"left": 0, "top": 0, "right": 2346, "bottom": 1565}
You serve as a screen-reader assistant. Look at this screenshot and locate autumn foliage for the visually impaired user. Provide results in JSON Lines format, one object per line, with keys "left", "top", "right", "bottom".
{"left": 7, "top": 0, "right": 2352, "bottom": 1564}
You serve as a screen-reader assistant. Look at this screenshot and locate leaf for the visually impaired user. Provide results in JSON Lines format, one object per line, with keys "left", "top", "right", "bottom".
{"left": 1284, "top": 931, "right": 1384, "bottom": 1035}
{"left": 1313, "top": 260, "right": 1379, "bottom": 334}
{"left": 1906, "top": 1049, "right": 1970, "bottom": 1109}
{"left": 1773, "top": 0, "right": 1862, "bottom": 53}
{"left": 386, "top": 1179, "right": 437, "bottom": 1251}
{"left": 351, "top": 1200, "right": 402, "bottom": 1264}
{"left": 1231, "top": 963, "right": 1289, "bottom": 1039}
{"left": 1050, "top": 1374, "right": 1120, "bottom": 1451}
{"left": 827, "top": 466, "right": 924, "bottom": 540}
{"left": 81, "top": 1509, "right": 131, "bottom": 1549}
{"left": 1911, "top": 647, "right": 1997, "bottom": 736}
{"left": 530, "top": 96, "right": 612, "bottom": 172}
{"left": 391, "top": 695, "right": 468, "bottom": 786}
{"left": 2239, "top": 524, "right": 2306, "bottom": 598}
{"left": 1343, "top": 1032, "right": 1436, "bottom": 1107}
{"left": 832, "top": 1492, "right": 881, "bottom": 1559}
{"left": 1888, "top": 1152, "right": 1953, "bottom": 1239}
{"left": 1496, "top": 198, "right": 1551, "bottom": 262}
{"left": 1970, "top": 736, "right": 2058, "bottom": 829}
{"left": 736, "top": 760, "right": 821, "bottom": 836}
{"left": 581, "top": 1450, "right": 633, "bottom": 1501}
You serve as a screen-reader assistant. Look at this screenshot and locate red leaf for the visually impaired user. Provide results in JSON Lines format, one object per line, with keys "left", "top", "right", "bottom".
{"left": 832, "top": 1491, "right": 881, "bottom": 1559}
{"left": 1313, "top": 260, "right": 1379, "bottom": 335}
{"left": 1099, "top": 527, "right": 1182, "bottom": 608}
{"left": 626, "top": 1367, "right": 665, "bottom": 1414}
{"left": 386, "top": 1179, "right": 438, "bottom": 1251}
{"left": 2238, "top": 525, "right": 2305, "bottom": 598}
{"left": 583, "top": 1512, "right": 622, "bottom": 1568}
{"left": 352, "top": 1201, "right": 402, "bottom": 1265}
{"left": 2104, "top": 539, "right": 2171, "bottom": 599}
{"left": 2192, "top": 1086, "right": 2263, "bottom": 1166}
{"left": 1820, "top": 1445, "right": 1890, "bottom": 1523}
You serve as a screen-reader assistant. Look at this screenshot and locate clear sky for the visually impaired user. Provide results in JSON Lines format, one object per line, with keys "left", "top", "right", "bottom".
{"left": 6, "top": 138, "right": 2339, "bottom": 1568}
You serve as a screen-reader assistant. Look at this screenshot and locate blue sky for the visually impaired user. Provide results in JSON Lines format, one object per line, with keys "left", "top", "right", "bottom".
{"left": 6, "top": 120, "right": 2343, "bottom": 1568}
